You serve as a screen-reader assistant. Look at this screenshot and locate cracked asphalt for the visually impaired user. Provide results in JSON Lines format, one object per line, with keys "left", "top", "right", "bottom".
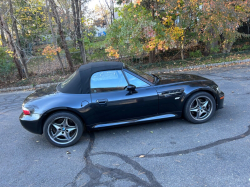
{"left": 1, "top": 63, "right": 250, "bottom": 187}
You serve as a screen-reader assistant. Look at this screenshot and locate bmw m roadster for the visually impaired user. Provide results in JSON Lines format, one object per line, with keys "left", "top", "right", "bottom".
{"left": 20, "top": 61, "right": 224, "bottom": 147}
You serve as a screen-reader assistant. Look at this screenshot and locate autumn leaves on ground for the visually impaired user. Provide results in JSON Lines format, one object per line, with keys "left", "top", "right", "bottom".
{"left": 0, "top": 0, "right": 250, "bottom": 89}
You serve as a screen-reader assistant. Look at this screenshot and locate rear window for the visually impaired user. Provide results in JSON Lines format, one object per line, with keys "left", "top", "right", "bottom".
{"left": 60, "top": 71, "right": 77, "bottom": 89}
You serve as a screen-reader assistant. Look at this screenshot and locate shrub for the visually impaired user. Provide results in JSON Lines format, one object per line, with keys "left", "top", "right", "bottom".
{"left": 0, "top": 47, "right": 15, "bottom": 81}
{"left": 69, "top": 48, "right": 83, "bottom": 65}
{"left": 189, "top": 50, "right": 203, "bottom": 58}
{"left": 241, "top": 44, "right": 250, "bottom": 51}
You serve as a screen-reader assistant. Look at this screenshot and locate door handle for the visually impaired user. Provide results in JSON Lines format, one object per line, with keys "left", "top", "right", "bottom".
{"left": 96, "top": 99, "right": 107, "bottom": 104}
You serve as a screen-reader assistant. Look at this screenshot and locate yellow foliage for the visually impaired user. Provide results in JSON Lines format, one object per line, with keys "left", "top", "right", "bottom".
{"left": 5, "top": 50, "right": 14, "bottom": 57}
{"left": 42, "top": 45, "right": 61, "bottom": 60}
{"left": 162, "top": 16, "right": 173, "bottom": 26}
{"left": 166, "top": 26, "right": 184, "bottom": 41}
{"left": 105, "top": 46, "right": 119, "bottom": 58}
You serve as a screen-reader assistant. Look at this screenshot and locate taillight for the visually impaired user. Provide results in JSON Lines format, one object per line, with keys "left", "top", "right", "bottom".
{"left": 22, "top": 107, "right": 31, "bottom": 115}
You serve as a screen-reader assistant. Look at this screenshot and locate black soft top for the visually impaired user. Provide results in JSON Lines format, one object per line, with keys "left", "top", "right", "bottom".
{"left": 57, "top": 61, "right": 124, "bottom": 94}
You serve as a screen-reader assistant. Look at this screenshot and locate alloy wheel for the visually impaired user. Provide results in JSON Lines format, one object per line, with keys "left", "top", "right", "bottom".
{"left": 47, "top": 117, "right": 78, "bottom": 145}
{"left": 189, "top": 96, "right": 213, "bottom": 121}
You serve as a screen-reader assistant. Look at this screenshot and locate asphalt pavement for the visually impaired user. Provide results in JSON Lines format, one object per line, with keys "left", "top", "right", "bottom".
{"left": 0, "top": 63, "right": 250, "bottom": 187}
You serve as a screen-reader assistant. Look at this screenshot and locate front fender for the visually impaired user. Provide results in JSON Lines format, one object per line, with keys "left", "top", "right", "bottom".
{"left": 181, "top": 86, "right": 219, "bottom": 111}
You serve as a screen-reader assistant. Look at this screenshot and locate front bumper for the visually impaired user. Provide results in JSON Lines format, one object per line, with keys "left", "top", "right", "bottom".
{"left": 217, "top": 91, "right": 224, "bottom": 109}
{"left": 19, "top": 113, "right": 43, "bottom": 134}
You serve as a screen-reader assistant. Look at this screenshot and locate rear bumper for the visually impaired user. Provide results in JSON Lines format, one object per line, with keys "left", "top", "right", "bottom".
{"left": 19, "top": 113, "right": 43, "bottom": 134}
{"left": 217, "top": 91, "right": 224, "bottom": 109}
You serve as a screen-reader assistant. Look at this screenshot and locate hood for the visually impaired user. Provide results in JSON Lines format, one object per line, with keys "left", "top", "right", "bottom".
{"left": 23, "top": 85, "right": 58, "bottom": 105}
{"left": 156, "top": 73, "right": 210, "bottom": 85}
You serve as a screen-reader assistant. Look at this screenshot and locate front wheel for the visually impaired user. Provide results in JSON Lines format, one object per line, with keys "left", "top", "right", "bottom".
{"left": 43, "top": 112, "right": 84, "bottom": 147}
{"left": 183, "top": 92, "right": 216, "bottom": 124}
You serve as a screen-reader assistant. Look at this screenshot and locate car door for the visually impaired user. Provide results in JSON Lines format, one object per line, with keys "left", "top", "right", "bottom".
{"left": 156, "top": 85, "right": 184, "bottom": 114}
{"left": 90, "top": 70, "right": 158, "bottom": 125}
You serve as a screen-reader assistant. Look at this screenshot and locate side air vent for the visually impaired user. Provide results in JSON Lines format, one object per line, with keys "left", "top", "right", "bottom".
{"left": 158, "top": 89, "right": 184, "bottom": 97}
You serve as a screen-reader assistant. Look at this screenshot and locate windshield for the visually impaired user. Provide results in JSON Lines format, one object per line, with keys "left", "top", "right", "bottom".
{"left": 125, "top": 65, "right": 154, "bottom": 83}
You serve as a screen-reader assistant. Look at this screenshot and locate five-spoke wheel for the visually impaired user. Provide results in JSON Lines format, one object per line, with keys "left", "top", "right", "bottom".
{"left": 43, "top": 112, "right": 84, "bottom": 147}
{"left": 184, "top": 92, "right": 216, "bottom": 123}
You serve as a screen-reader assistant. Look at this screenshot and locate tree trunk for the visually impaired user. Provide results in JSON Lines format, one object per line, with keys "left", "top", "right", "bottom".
{"left": 0, "top": 24, "right": 7, "bottom": 47}
{"left": 149, "top": 52, "right": 152, "bottom": 63}
{"left": 73, "top": 0, "right": 86, "bottom": 64}
{"left": 65, "top": 3, "right": 71, "bottom": 35}
{"left": 56, "top": 51, "right": 65, "bottom": 74}
{"left": 149, "top": 50, "right": 155, "bottom": 63}
{"left": 247, "top": 22, "right": 250, "bottom": 34}
{"left": 78, "top": 0, "right": 87, "bottom": 63}
{"left": 181, "top": 44, "right": 184, "bottom": 60}
{"left": 9, "top": 0, "right": 28, "bottom": 78}
{"left": 0, "top": 15, "right": 23, "bottom": 79}
{"left": 49, "top": 0, "right": 74, "bottom": 72}
{"left": 46, "top": 0, "right": 65, "bottom": 75}
{"left": 71, "top": 0, "right": 77, "bottom": 48}
{"left": 149, "top": 1, "right": 156, "bottom": 63}
{"left": 222, "top": 41, "right": 234, "bottom": 53}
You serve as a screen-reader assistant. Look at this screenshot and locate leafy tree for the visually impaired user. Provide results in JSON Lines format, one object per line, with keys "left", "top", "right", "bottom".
{"left": 48, "top": 0, "right": 74, "bottom": 72}
{"left": 105, "top": 3, "right": 187, "bottom": 61}
{"left": 106, "top": 0, "right": 250, "bottom": 62}
{"left": 196, "top": 0, "right": 250, "bottom": 54}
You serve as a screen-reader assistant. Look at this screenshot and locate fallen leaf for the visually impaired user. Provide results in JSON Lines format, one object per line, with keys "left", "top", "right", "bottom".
{"left": 139, "top": 155, "right": 145, "bottom": 158}
{"left": 139, "top": 171, "right": 145, "bottom": 175}
{"left": 36, "top": 141, "right": 39, "bottom": 143}
{"left": 150, "top": 131, "right": 153, "bottom": 133}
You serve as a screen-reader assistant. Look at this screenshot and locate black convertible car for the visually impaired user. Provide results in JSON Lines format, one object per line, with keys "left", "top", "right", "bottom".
{"left": 20, "top": 61, "right": 224, "bottom": 147}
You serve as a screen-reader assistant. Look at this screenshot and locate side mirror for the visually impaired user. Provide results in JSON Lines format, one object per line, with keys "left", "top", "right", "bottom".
{"left": 126, "top": 84, "right": 136, "bottom": 92}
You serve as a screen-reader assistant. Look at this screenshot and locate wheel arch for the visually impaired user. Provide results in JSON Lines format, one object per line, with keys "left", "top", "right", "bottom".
{"left": 182, "top": 88, "right": 218, "bottom": 113}
{"left": 39, "top": 107, "right": 87, "bottom": 134}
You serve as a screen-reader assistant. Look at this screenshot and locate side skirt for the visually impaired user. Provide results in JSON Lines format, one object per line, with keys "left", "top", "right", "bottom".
{"left": 92, "top": 113, "right": 179, "bottom": 129}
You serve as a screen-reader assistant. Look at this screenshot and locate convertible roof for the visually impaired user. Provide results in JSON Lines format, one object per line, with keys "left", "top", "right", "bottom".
{"left": 58, "top": 61, "right": 124, "bottom": 94}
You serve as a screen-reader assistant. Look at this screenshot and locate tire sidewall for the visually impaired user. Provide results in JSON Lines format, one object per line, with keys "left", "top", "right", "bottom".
{"left": 43, "top": 112, "right": 84, "bottom": 147}
{"left": 184, "top": 92, "right": 216, "bottom": 124}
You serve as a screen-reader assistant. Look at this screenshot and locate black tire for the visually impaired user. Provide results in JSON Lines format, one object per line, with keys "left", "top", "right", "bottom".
{"left": 183, "top": 92, "right": 216, "bottom": 124}
{"left": 43, "top": 112, "right": 84, "bottom": 147}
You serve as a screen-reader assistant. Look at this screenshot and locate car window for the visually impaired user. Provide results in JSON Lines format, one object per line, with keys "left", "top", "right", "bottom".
{"left": 60, "top": 71, "right": 77, "bottom": 89}
{"left": 91, "top": 70, "right": 128, "bottom": 93}
{"left": 124, "top": 71, "right": 150, "bottom": 88}
{"left": 125, "top": 65, "right": 154, "bottom": 83}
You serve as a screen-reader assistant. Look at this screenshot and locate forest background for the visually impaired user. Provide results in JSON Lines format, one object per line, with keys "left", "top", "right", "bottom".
{"left": 0, "top": 0, "right": 250, "bottom": 88}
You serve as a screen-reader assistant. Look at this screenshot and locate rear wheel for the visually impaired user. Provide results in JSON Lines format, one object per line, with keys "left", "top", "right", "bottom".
{"left": 43, "top": 112, "right": 84, "bottom": 147}
{"left": 184, "top": 92, "right": 216, "bottom": 124}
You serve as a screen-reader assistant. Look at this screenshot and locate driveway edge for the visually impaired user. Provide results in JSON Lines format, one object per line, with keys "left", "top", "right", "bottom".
{"left": 0, "top": 83, "right": 58, "bottom": 93}
{"left": 147, "top": 58, "right": 250, "bottom": 74}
